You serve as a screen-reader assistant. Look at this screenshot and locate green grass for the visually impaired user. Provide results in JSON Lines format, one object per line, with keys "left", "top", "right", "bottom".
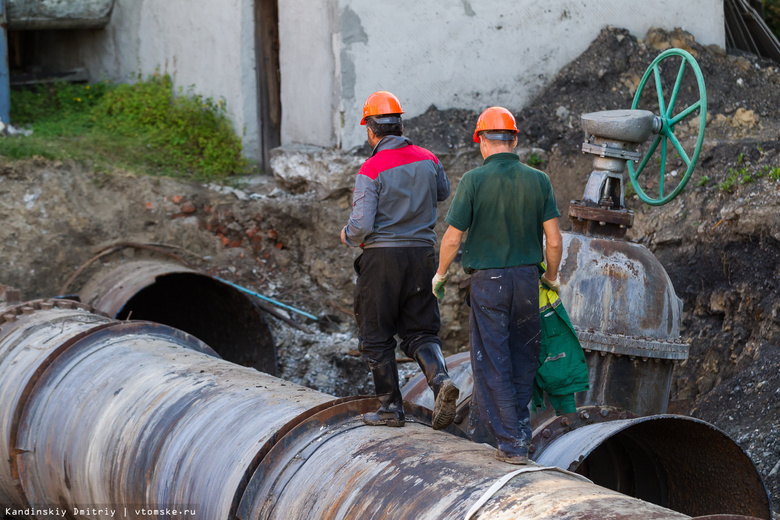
{"left": 696, "top": 175, "right": 710, "bottom": 187}
{"left": 0, "top": 74, "right": 248, "bottom": 180}
{"left": 528, "top": 152, "right": 544, "bottom": 169}
{"left": 624, "top": 180, "right": 636, "bottom": 198}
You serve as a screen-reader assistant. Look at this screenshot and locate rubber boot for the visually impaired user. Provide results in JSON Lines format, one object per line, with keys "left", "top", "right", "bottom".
{"left": 363, "top": 358, "right": 405, "bottom": 427}
{"left": 413, "top": 343, "right": 459, "bottom": 430}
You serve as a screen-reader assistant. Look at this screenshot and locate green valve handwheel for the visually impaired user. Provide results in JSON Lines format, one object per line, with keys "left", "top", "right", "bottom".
{"left": 628, "top": 48, "right": 707, "bottom": 206}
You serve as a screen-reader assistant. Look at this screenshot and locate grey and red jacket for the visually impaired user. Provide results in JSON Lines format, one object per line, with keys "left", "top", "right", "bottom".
{"left": 343, "top": 135, "right": 450, "bottom": 248}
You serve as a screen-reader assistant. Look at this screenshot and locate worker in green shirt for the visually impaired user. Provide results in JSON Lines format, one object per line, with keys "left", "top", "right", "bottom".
{"left": 433, "top": 106, "right": 563, "bottom": 464}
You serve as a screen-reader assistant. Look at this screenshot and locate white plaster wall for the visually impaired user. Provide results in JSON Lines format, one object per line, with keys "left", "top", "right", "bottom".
{"left": 40, "top": 0, "right": 260, "bottom": 160}
{"left": 280, "top": 0, "right": 725, "bottom": 150}
{"left": 277, "top": 0, "right": 339, "bottom": 148}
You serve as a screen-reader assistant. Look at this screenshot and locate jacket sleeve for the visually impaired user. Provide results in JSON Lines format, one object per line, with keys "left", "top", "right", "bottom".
{"left": 343, "top": 172, "right": 379, "bottom": 247}
{"left": 436, "top": 161, "right": 451, "bottom": 202}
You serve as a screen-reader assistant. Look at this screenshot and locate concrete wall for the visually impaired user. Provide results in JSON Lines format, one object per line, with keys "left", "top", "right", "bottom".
{"left": 279, "top": 0, "right": 725, "bottom": 151}
{"left": 36, "top": 0, "right": 260, "bottom": 160}
{"left": 277, "top": 0, "right": 339, "bottom": 148}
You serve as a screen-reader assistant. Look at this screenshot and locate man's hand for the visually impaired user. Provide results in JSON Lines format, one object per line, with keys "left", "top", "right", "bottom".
{"left": 432, "top": 271, "right": 449, "bottom": 300}
{"left": 541, "top": 272, "right": 561, "bottom": 293}
{"left": 341, "top": 227, "right": 347, "bottom": 245}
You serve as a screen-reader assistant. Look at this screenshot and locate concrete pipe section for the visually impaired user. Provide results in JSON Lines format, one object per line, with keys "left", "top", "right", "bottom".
{"left": 402, "top": 356, "right": 772, "bottom": 519}
{"left": 6, "top": 0, "right": 115, "bottom": 30}
{"left": 74, "top": 258, "right": 277, "bottom": 375}
{"left": 0, "top": 297, "right": 763, "bottom": 520}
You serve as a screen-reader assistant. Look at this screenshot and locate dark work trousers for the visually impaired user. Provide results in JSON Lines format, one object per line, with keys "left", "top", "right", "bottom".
{"left": 353, "top": 246, "right": 442, "bottom": 367}
{"left": 468, "top": 266, "right": 541, "bottom": 456}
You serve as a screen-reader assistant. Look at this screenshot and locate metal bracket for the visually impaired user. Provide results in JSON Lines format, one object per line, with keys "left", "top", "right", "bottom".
{"left": 581, "top": 142, "right": 642, "bottom": 161}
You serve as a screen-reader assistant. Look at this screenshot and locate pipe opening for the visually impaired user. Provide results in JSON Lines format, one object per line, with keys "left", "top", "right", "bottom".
{"left": 566, "top": 417, "right": 771, "bottom": 518}
{"left": 114, "top": 273, "right": 276, "bottom": 374}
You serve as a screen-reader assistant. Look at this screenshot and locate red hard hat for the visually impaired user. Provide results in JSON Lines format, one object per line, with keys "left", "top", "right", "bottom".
{"left": 473, "top": 106, "right": 519, "bottom": 142}
{"left": 361, "top": 91, "right": 404, "bottom": 125}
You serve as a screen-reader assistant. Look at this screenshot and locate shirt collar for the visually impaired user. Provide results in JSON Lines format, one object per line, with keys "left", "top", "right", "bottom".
{"left": 372, "top": 135, "right": 413, "bottom": 156}
{"left": 483, "top": 152, "right": 520, "bottom": 166}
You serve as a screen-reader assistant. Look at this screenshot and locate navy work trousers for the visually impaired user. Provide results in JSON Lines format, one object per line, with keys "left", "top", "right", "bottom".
{"left": 353, "top": 246, "right": 442, "bottom": 366}
{"left": 468, "top": 266, "right": 540, "bottom": 455}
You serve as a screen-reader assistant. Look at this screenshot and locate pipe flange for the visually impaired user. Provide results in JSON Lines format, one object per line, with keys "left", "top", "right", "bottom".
{"left": 581, "top": 142, "right": 642, "bottom": 161}
{"left": 575, "top": 328, "right": 689, "bottom": 360}
{"left": 568, "top": 202, "right": 634, "bottom": 227}
{"left": 0, "top": 299, "right": 99, "bottom": 326}
{"left": 530, "top": 405, "right": 637, "bottom": 459}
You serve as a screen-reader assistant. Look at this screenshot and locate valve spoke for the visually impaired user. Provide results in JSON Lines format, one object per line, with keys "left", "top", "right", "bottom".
{"left": 666, "top": 60, "right": 687, "bottom": 119}
{"left": 659, "top": 137, "right": 667, "bottom": 197}
{"left": 670, "top": 100, "right": 702, "bottom": 126}
{"left": 632, "top": 134, "right": 662, "bottom": 180}
{"left": 653, "top": 66, "right": 667, "bottom": 116}
{"left": 667, "top": 132, "right": 691, "bottom": 166}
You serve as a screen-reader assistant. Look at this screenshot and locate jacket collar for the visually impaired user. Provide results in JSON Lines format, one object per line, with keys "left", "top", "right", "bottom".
{"left": 372, "top": 135, "right": 413, "bottom": 156}
{"left": 483, "top": 152, "right": 520, "bottom": 165}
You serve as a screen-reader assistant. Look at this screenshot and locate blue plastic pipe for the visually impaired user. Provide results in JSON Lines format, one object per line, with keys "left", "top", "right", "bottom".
{"left": 0, "top": 0, "right": 9, "bottom": 125}
{"left": 215, "top": 277, "right": 318, "bottom": 321}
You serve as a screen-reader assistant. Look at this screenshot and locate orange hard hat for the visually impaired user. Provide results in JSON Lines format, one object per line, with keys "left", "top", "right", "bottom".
{"left": 361, "top": 91, "right": 404, "bottom": 125}
{"left": 473, "top": 106, "right": 519, "bottom": 142}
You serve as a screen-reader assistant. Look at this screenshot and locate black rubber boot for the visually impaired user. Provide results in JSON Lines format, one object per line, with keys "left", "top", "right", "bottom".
{"left": 363, "top": 357, "right": 405, "bottom": 427}
{"left": 413, "top": 343, "right": 459, "bottom": 430}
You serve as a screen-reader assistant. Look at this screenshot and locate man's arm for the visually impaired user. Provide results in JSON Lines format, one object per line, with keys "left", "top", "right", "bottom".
{"left": 542, "top": 217, "right": 563, "bottom": 283}
{"left": 432, "top": 225, "right": 464, "bottom": 299}
{"left": 437, "top": 225, "right": 464, "bottom": 275}
{"left": 435, "top": 162, "right": 451, "bottom": 202}
{"left": 342, "top": 174, "right": 379, "bottom": 247}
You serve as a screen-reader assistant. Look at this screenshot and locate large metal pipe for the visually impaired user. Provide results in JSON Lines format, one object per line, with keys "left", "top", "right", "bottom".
{"left": 0, "top": 299, "right": 112, "bottom": 508}
{"left": 71, "top": 257, "right": 277, "bottom": 375}
{"left": 402, "top": 354, "right": 772, "bottom": 518}
{"left": 0, "top": 298, "right": 760, "bottom": 519}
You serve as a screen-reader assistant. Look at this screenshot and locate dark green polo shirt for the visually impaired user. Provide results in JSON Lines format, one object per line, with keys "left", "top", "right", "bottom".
{"left": 445, "top": 152, "right": 560, "bottom": 273}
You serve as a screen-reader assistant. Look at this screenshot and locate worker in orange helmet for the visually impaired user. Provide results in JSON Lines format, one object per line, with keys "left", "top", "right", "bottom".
{"left": 433, "top": 106, "right": 563, "bottom": 464}
{"left": 341, "top": 91, "right": 459, "bottom": 430}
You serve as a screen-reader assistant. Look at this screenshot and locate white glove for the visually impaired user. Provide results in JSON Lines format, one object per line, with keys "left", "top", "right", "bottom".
{"left": 541, "top": 273, "right": 561, "bottom": 293}
{"left": 432, "top": 272, "right": 449, "bottom": 300}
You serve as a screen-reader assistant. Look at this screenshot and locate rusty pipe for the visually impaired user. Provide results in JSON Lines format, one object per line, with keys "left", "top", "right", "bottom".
{"left": 74, "top": 258, "right": 277, "bottom": 375}
{"left": 0, "top": 299, "right": 112, "bottom": 508}
{"left": 238, "top": 399, "right": 692, "bottom": 520}
{"left": 0, "top": 300, "right": 761, "bottom": 519}
{"left": 402, "top": 357, "right": 772, "bottom": 519}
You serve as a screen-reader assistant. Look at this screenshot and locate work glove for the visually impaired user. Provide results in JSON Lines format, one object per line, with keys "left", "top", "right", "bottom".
{"left": 541, "top": 273, "right": 561, "bottom": 293}
{"left": 432, "top": 272, "right": 449, "bottom": 300}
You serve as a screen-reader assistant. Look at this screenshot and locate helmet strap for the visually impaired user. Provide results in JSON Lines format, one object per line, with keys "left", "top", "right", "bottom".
{"left": 371, "top": 116, "right": 402, "bottom": 125}
{"left": 482, "top": 131, "right": 516, "bottom": 141}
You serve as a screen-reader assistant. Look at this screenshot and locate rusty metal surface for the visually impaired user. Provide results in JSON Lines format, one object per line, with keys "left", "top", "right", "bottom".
{"left": 581, "top": 350, "right": 676, "bottom": 415}
{"left": 534, "top": 414, "right": 772, "bottom": 519}
{"left": 15, "top": 321, "right": 332, "bottom": 520}
{"left": 407, "top": 351, "right": 675, "bottom": 432}
{"left": 693, "top": 515, "right": 762, "bottom": 520}
{"left": 79, "top": 259, "right": 198, "bottom": 317}
{"left": 238, "top": 399, "right": 690, "bottom": 520}
{"left": 530, "top": 406, "right": 636, "bottom": 457}
{"left": 0, "top": 301, "right": 767, "bottom": 520}
{"left": 7, "top": 0, "right": 115, "bottom": 29}
{"left": 559, "top": 232, "right": 683, "bottom": 340}
{"left": 577, "top": 328, "right": 688, "bottom": 360}
{"left": 78, "top": 259, "right": 277, "bottom": 374}
{"left": 400, "top": 351, "right": 472, "bottom": 410}
{"left": 0, "top": 299, "right": 111, "bottom": 508}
